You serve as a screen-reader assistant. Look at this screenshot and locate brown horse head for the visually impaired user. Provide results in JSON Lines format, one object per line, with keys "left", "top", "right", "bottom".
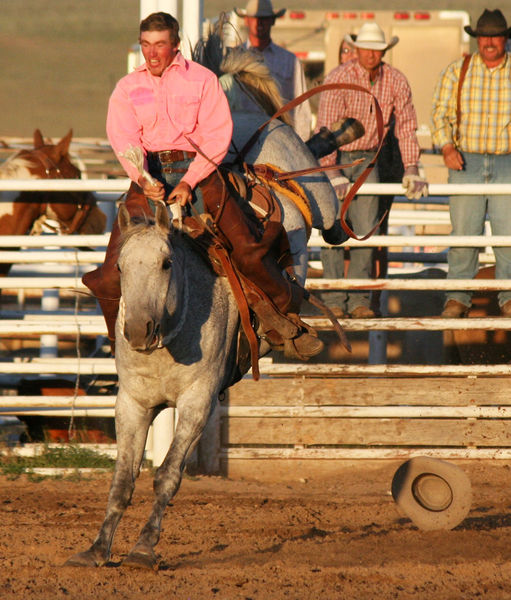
{"left": 19, "top": 128, "right": 81, "bottom": 180}
{"left": 0, "top": 129, "right": 106, "bottom": 242}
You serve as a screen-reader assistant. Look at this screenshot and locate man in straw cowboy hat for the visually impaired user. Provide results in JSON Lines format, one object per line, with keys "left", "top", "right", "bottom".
{"left": 234, "top": 0, "right": 312, "bottom": 140}
{"left": 432, "top": 9, "right": 511, "bottom": 318}
{"left": 316, "top": 22, "right": 427, "bottom": 319}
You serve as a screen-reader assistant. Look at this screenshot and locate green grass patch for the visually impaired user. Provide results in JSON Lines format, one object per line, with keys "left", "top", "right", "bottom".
{"left": 0, "top": 445, "right": 116, "bottom": 479}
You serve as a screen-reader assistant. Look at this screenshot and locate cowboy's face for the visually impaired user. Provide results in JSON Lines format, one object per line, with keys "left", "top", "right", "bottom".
{"left": 140, "top": 29, "right": 179, "bottom": 77}
{"left": 244, "top": 16, "right": 275, "bottom": 46}
{"left": 477, "top": 35, "right": 507, "bottom": 67}
{"left": 356, "top": 48, "right": 385, "bottom": 74}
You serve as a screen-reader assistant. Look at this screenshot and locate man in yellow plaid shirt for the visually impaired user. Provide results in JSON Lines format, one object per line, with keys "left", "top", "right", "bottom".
{"left": 432, "top": 9, "right": 511, "bottom": 318}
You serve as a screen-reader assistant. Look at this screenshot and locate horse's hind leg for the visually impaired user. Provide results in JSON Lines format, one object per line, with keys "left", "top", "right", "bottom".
{"left": 65, "top": 393, "right": 153, "bottom": 567}
{"left": 123, "top": 395, "right": 213, "bottom": 570}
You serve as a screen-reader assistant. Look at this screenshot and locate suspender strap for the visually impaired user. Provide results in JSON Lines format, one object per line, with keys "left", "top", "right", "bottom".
{"left": 455, "top": 54, "right": 472, "bottom": 147}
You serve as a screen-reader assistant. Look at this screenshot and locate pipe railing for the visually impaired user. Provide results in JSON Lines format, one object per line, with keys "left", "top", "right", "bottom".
{"left": 0, "top": 179, "right": 511, "bottom": 195}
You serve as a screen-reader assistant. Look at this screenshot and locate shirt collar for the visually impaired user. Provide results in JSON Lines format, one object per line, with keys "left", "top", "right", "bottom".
{"left": 474, "top": 51, "right": 509, "bottom": 71}
{"left": 136, "top": 50, "right": 188, "bottom": 75}
{"left": 245, "top": 39, "right": 275, "bottom": 54}
{"left": 353, "top": 59, "right": 383, "bottom": 83}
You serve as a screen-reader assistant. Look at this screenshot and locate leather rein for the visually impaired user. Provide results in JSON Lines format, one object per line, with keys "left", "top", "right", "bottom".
{"left": 236, "top": 82, "right": 386, "bottom": 241}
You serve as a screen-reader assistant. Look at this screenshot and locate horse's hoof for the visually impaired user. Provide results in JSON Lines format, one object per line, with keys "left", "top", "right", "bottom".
{"left": 64, "top": 550, "right": 103, "bottom": 567}
{"left": 123, "top": 550, "right": 159, "bottom": 571}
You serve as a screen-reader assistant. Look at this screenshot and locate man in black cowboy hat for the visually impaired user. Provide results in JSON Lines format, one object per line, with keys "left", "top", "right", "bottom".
{"left": 432, "top": 9, "right": 511, "bottom": 318}
{"left": 234, "top": 0, "right": 311, "bottom": 140}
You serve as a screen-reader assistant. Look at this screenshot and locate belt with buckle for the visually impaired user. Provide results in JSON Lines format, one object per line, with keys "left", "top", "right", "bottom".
{"left": 148, "top": 150, "right": 197, "bottom": 164}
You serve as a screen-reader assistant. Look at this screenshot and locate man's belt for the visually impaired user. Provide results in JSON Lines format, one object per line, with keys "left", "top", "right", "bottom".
{"left": 147, "top": 150, "right": 197, "bottom": 164}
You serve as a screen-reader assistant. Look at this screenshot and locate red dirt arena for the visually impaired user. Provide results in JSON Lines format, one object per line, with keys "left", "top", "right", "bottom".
{"left": 1, "top": 460, "right": 510, "bottom": 599}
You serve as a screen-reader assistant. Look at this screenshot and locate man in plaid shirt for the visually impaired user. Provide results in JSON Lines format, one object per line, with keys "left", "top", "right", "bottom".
{"left": 432, "top": 9, "right": 511, "bottom": 318}
{"left": 316, "top": 23, "right": 426, "bottom": 319}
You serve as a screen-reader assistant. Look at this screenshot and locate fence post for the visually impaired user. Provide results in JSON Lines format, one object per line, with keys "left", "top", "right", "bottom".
{"left": 40, "top": 289, "right": 59, "bottom": 358}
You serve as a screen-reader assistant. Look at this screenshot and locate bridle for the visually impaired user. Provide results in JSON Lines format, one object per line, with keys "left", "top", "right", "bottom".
{"left": 21, "top": 146, "right": 93, "bottom": 235}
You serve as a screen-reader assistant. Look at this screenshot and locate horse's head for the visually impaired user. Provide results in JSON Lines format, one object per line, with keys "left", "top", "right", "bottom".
{"left": 118, "top": 203, "right": 184, "bottom": 352}
{"left": 19, "top": 129, "right": 81, "bottom": 180}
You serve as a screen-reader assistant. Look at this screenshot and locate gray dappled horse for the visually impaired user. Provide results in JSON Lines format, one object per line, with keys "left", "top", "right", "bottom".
{"left": 66, "top": 204, "right": 240, "bottom": 569}
{"left": 65, "top": 48, "right": 342, "bottom": 570}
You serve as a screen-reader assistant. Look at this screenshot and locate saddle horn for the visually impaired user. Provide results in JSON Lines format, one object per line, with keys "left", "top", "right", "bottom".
{"left": 305, "top": 117, "right": 365, "bottom": 160}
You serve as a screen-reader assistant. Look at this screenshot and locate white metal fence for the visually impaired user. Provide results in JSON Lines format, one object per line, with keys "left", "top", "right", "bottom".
{"left": 1, "top": 178, "right": 511, "bottom": 468}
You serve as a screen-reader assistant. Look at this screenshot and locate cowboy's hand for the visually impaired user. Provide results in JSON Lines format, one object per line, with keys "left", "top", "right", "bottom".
{"left": 167, "top": 181, "right": 193, "bottom": 207}
{"left": 402, "top": 166, "right": 429, "bottom": 200}
{"left": 138, "top": 175, "right": 165, "bottom": 202}
{"left": 330, "top": 174, "right": 351, "bottom": 200}
{"left": 442, "top": 143, "right": 464, "bottom": 171}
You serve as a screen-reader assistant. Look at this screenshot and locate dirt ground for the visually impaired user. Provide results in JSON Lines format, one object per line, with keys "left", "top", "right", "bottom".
{"left": 1, "top": 461, "right": 511, "bottom": 599}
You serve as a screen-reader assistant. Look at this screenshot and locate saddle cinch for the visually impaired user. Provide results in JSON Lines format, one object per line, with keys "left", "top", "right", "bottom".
{"left": 180, "top": 167, "right": 349, "bottom": 384}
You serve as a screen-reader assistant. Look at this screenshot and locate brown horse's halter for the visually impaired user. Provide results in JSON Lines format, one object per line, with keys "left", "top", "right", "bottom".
{"left": 23, "top": 147, "right": 93, "bottom": 235}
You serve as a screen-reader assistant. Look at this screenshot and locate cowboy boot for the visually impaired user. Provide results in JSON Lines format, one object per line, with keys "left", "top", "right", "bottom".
{"left": 82, "top": 182, "right": 152, "bottom": 356}
{"left": 200, "top": 175, "right": 323, "bottom": 359}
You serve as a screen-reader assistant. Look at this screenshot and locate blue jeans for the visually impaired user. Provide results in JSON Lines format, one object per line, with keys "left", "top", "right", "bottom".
{"left": 446, "top": 152, "right": 511, "bottom": 307}
{"left": 147, "top": 155, "right": 206, "bottom": 214}
{"left": 320, "top": 150, "right": 379, "bottom": 312}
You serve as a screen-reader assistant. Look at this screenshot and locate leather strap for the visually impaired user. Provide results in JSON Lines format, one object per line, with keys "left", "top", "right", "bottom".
{"left": 211, "top": 244, "right": 260, "bottom": 381}
{"left": 239, "top": 82, "right": 385, "bottom": 241}
{"left": 455, "top": 54, "right": 472, "bottom": 147}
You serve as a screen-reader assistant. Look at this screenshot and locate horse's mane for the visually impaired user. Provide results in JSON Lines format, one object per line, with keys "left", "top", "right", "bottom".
{"left": 220, "top": 48, "right": 293, "bottom": 126}
{"left": 0, "top": 154, "right": 36, "bottom": 179}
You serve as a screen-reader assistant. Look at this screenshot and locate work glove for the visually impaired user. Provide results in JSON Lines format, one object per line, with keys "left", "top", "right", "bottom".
{"left": 402, "top": 166, "right": 428, "bottom": 200}
{"left": 329, "top": 174, "right": 351, "bottom": 200}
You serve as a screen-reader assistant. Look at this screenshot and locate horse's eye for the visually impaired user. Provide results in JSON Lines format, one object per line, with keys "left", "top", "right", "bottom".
{"left": 162, "top": 258, "right": 172, "bottom": 270}
{"left": 116, "top": 263, "right": 121, "bottom": 273}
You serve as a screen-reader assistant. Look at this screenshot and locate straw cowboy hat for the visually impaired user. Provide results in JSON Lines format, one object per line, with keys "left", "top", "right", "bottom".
{"left": 344, "top": 23, "right": 399, "bottom": 51}
{"left": 391, "top": 456, "right": 472, "bottom": 530}
{"left": 464, "top": 9, "right": 511, "bottom": 38}
{"left": 235, "top": 0, "right": 286, "bottom": 19}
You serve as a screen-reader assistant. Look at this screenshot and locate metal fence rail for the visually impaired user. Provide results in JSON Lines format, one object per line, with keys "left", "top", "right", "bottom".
{"left": 2, "top": 178, "right": 511, "bottom": 468}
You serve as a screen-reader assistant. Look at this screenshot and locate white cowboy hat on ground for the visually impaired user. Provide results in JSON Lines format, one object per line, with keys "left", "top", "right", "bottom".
{"left": 391, "top": 456, "right": 472, "bottom": 530}
{"left": 235, "top": 0, "right": 286, "bottom": 19}
{"left": 345, "top": 23, "right": 399, "bottom": 51}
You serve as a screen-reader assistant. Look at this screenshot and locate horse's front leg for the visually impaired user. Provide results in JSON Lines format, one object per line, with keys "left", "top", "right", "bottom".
{"left": 123, "top": 392, "right": 214, "bottom": 570}
{"left": 65, "top": 391, "right": 153, "bottom": 567}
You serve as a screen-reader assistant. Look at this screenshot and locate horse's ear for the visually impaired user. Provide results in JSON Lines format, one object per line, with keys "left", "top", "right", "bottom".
{"left": 118, "top": 203, "right": 131, "bottom": 233}
{"left": 33, "top": 129, "right": 44, "bottom": 149}
{"left": 55, "top": 129, "right": 73, "bottom": 158}
{"left": 155, "top": 202, "right": 171, "bottom": 234}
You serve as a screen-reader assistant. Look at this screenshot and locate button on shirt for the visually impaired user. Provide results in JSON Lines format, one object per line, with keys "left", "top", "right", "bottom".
{"left": 432, "top": 53, "right": 511, "bottom": 154}
{"left": 245, "top": 41, "right": 312, "bottom": 140}
{"left": 106, "top": 52, "right": 233, "bottom": 189}
{"left": 316, "top": 60, "right": 420, "bottom": 168}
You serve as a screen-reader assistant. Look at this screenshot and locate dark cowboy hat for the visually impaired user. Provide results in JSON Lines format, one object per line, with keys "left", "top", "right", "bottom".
{"left": 391, "top": 456, "right": 472, "bottom": 530}
{"left": 235, "top": 0, "right": 286, "bottom": 19}
{"left": 464, "top": 9, "right": 511, "bottom": 37}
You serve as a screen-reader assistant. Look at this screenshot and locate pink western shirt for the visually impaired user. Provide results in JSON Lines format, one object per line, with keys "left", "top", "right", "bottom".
{"left": 106, "top": 52, "right": 233, "bottom": 190}
{"left": 316, "top": 59, "right": 420, "bottom": 169}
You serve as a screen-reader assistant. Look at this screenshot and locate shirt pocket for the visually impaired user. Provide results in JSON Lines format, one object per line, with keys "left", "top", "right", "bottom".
{"left": 129, "top": 87, "right": 157, "bottom": 129}
{"left": 168, "top": 95, "right": 201, "bottom": 132}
